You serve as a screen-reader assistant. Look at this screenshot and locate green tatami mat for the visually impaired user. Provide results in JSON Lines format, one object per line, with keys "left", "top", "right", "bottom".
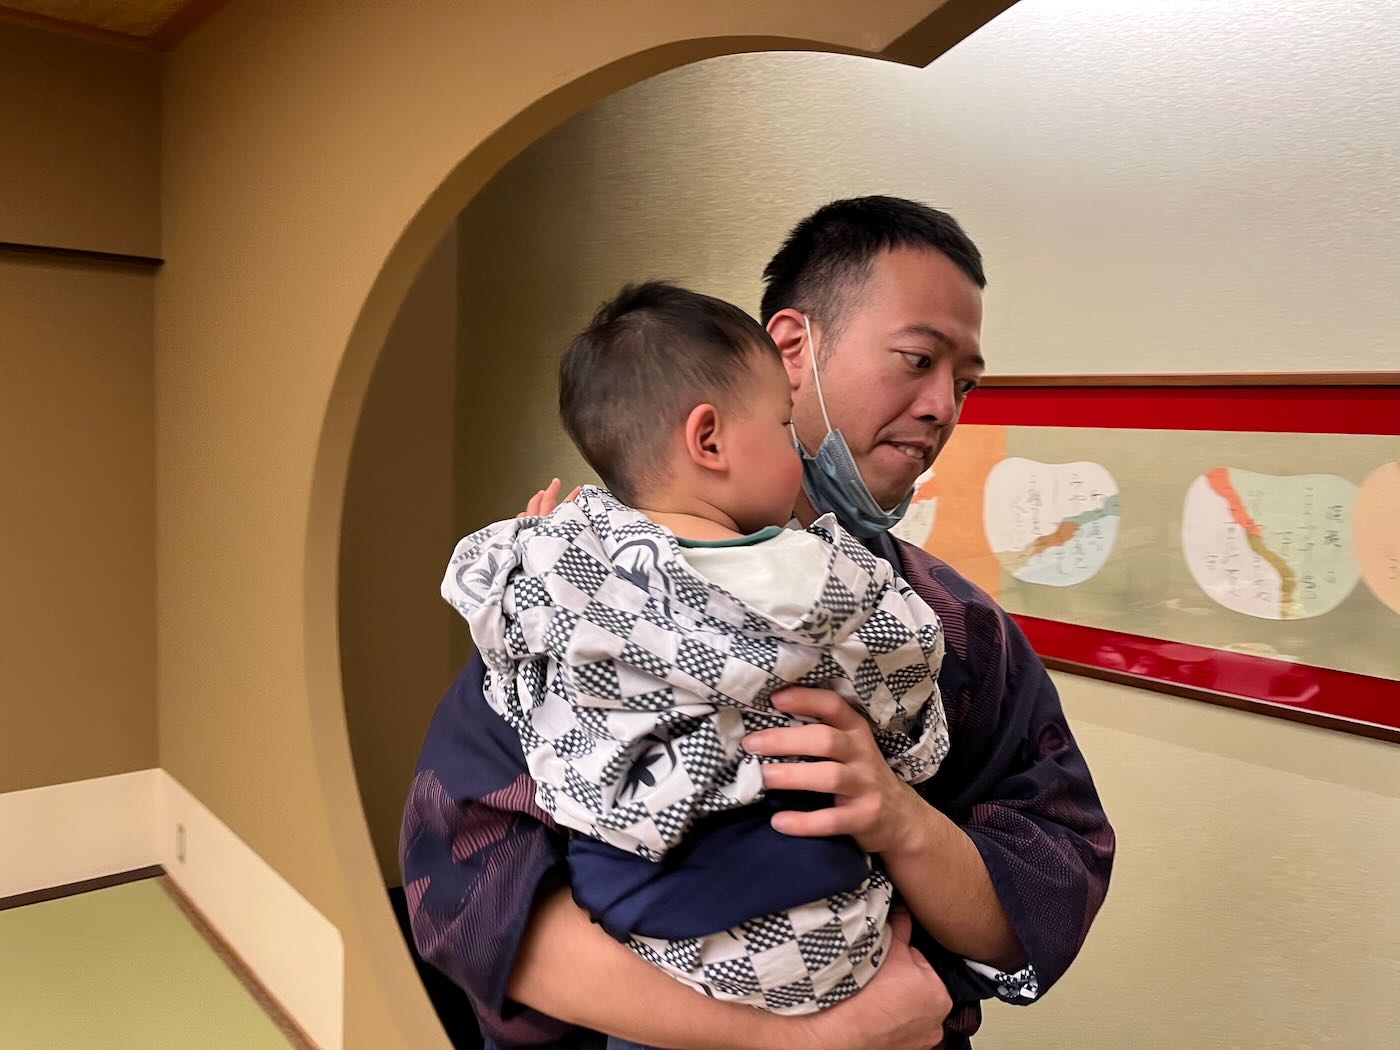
{"left": 0, "top": 878, "right": 294, "bottom": 1050}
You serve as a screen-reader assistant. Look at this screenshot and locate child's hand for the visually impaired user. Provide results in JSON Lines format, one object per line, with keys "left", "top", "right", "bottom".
{"left": 517, "top": 478, "right": 582, "bottom": 518}
{"left": 743, "top": 686, "right": 926, "bottom": 856}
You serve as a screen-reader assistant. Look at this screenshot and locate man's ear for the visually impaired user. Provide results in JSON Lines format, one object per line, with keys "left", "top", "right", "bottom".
{"left": 683, "top": 403, "right": 727, "bottom": 474}
{"left": 767, "top": 309, "right": 811, "bottom": 393}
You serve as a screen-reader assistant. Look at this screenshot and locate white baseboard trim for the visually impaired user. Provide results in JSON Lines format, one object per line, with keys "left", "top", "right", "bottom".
{"left": 0, "top": 769, "right": 344, "bottom": 1050}
{"left": 0, "top": 769, "right": 162, "bottom": 899}
{"left": 158, "top": 770, "right": 344, "bottom": 1050}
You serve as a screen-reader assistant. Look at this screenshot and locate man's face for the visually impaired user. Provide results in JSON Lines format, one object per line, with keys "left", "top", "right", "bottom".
{"left": 787, "top": 247, "right": 985, "bottom": 510}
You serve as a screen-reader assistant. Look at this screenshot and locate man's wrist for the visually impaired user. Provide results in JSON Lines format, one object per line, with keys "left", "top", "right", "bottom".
{"left": 755, "top": 1011, "right": 817, "bottom": 1050}
{"left": 685, "top": 1008, "right": 812, "bottom": 1050}
{"left": 882, "top": 781, "right": 945, "bottom": 865}
{"left": 879, "top": 793, "right": 1027, "bottom": 970}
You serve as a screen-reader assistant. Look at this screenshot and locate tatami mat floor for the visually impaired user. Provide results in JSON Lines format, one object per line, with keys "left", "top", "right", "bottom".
{"left": 0, "top": 877, "right": 296, "bottom": 1049}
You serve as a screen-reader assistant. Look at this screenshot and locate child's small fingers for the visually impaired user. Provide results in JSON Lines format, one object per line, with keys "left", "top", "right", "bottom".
{"left": 521, "top": 480, "right": 575, "bottom": 518}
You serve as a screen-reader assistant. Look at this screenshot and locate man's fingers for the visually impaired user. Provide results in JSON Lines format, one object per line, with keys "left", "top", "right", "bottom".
{"left": 772, "top": 686, "right": 865, "bottom": 729}
{"left": 565, "top": 485, "right": 582, "bottom": 503}
{"left": 744, "top": 722, "right": 849, "bottom": 760}
{"left": 770, "top": 806, "right": 848, "bottom": 838}
{"left": 759, "top": 759, "right": 848, "bottom": 794}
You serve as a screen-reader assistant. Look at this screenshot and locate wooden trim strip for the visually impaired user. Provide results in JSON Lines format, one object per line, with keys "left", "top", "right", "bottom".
{"left": 1044, "top": 658, "right": 1400, "bottom": 745}
{"left": 0, "top": 241, "right": 163, "bottom": 269}
{"left": 880, "top": 0, "right": 1021, "bottom": 66}
{"left": 0, "top": 864, "right": 165, "bottom": 913}
{"left": 159, "top": 878, "right": 318, "bottom": 1050}
{"left": 0, "top": 7, "right": 152, "bottom": 51}
{"left": 982, "top": 373, "right": 1400, "bottom": 387}
{"left": 147, "top": 0, "right": 232, "bottom": 51}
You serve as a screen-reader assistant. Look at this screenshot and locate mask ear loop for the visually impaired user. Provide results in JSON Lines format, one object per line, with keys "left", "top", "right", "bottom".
{"left": 802, "top": 313, "right": 834, "bottom": 434}
{"left": 802, "top": 313, "right": 907, "bottom": 519}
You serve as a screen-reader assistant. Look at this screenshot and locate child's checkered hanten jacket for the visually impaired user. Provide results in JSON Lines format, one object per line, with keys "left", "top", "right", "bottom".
{"left": 440, "top": 487, "right": 949, "bottom": 1013}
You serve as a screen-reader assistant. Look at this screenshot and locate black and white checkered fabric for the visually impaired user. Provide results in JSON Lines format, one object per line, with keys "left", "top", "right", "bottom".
{"left": 967, "top": 959, "right": 1040, "bottom": 1003}
{"left": 442, "top": 486, "right": 949, "bottom": 1011}
{"left": 627, "top": 870, "right": 895, "bottom": 1015}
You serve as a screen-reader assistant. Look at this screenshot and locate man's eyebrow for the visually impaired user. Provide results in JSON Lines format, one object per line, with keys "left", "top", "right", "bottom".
{"left": 892, "top": 323, "right": 986, "bottom": 369}
{"left": 892, "top": 322, "right": 952, "bottom": 347}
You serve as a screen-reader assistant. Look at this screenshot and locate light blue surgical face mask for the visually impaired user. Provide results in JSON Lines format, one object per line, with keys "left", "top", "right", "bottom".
{"left": 792, "top": 314, "right": 913, "bottom": 539}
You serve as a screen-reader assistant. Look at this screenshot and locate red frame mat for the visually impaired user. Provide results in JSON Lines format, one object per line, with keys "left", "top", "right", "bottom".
{"left": 1016, "top": 615, "right": 1399, "bottom": 736}
{"left": 961, "top": 383, "right": 1400, "bottom": 739}
{"left": 962, "top": 385, "right": 1397, "bottom": 435}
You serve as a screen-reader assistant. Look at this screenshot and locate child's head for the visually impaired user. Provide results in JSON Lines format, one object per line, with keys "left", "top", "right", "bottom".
{"left": 559, "top": 282, "right": 802, "bottom": 533}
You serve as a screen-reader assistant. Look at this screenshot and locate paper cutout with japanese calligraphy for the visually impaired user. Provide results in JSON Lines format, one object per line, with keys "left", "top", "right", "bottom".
{"left": 982, "top": 458, "right": 1120, "bottom": 587}
{"left": 1181, "top": 468, "right": 1359, "bottom": 620}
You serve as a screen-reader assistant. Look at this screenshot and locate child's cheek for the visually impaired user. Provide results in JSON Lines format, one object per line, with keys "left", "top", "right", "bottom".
{"left": 783, "top": 446, "right": 805, "bottom": 500}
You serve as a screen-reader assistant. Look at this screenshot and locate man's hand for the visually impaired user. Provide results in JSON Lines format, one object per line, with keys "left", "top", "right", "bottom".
{"left": 517, "top": 477, "right": 582, "bottom": 519}
{"left": 510, "top": 886, "right": 947, "bottom": 1050}
{"left": 792, "top": 909, "right": 949, "bottom": 1050}
{"left": 744, "top": 686, "right": 926, "bottom": 856}
{"left": 745, "top": 685, "right": 1026, "bottom": 969}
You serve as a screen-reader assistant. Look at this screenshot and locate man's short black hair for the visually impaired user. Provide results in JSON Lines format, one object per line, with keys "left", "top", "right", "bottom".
{"left": 759, "top": 195, "right": 986, "bottom": 340}
{"left": 559, "top": 281, "right": 778, "bottom": 504}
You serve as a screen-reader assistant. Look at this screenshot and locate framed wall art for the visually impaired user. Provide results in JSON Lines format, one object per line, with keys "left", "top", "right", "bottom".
{"left": 893, "top": 374, "right": 1400, "bottom": 742}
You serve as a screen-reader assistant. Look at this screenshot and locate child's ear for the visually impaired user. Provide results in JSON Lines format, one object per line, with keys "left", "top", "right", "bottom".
{"left": 683, "top": 403, "right": 727, "bottom": 473}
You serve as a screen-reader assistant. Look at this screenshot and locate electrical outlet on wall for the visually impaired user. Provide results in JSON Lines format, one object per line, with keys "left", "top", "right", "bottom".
{"left": 176, "top": 822, "right": 187, "bottom": 863}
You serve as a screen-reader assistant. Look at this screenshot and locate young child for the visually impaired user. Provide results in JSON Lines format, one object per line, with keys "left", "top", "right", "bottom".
{"left": 441, "top": 282, "right": 949, "bottom": 1015}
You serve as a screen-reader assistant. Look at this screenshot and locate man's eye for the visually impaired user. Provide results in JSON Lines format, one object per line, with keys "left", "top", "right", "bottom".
{"left": 901, "top": 352, "right": 932, "bottom": 370}
{"left": 957, "top": 379, "right": 980, "bottom": 396}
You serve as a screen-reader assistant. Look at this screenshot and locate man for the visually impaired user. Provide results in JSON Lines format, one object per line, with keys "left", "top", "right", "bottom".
{"left": 402, "top": 196, "right": 1115, "bottom": 1049}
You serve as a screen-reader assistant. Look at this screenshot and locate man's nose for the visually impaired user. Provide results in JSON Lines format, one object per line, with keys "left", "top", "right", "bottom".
{"left": 911, "top": 371, "right": 957, "bottom": 424}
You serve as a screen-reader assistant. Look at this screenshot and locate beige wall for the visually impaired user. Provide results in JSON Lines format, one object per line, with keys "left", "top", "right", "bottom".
{"left": 452, "top": 2, "right": 1400, "bottom": 379}
{"left": 152, "top": 2, "right": 995, "bottom": 1046}
{"left": 994, "top": 675, "right": 1400, "bottom": 1048}
{"left": 340, "top": 228, "right": 460, "bottom": 883}
{"left": 0, "top": 256, "right": 158, "bottom": 794}
{"left": 0, "top": 20, "right": 160, "bottom": 256}
{"left": 430, "top": 3, "right": 1400, "bottom": 1045}
{"left": 0, "top": 21, "right": 158, "bottom": 794}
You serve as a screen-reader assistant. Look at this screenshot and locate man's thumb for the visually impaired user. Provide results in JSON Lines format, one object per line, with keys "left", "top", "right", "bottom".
{"left": 909, "top": 947, "right": 936, "bottom": 974}
{"left": 889, "top": 906, "right": 913, "bottom": 944}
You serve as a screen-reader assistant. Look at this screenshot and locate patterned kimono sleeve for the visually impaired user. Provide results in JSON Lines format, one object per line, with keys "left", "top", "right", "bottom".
{"left": 892, "top": 539, "right": 1116, "bottom": 1011}
{"left": 400, "top": 655, "right": 580, "bottom": 1049}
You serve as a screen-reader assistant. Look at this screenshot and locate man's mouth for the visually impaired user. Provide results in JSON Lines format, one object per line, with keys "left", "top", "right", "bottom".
{"left": 886, "top": 442, "right": 931, "bottom": 465}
